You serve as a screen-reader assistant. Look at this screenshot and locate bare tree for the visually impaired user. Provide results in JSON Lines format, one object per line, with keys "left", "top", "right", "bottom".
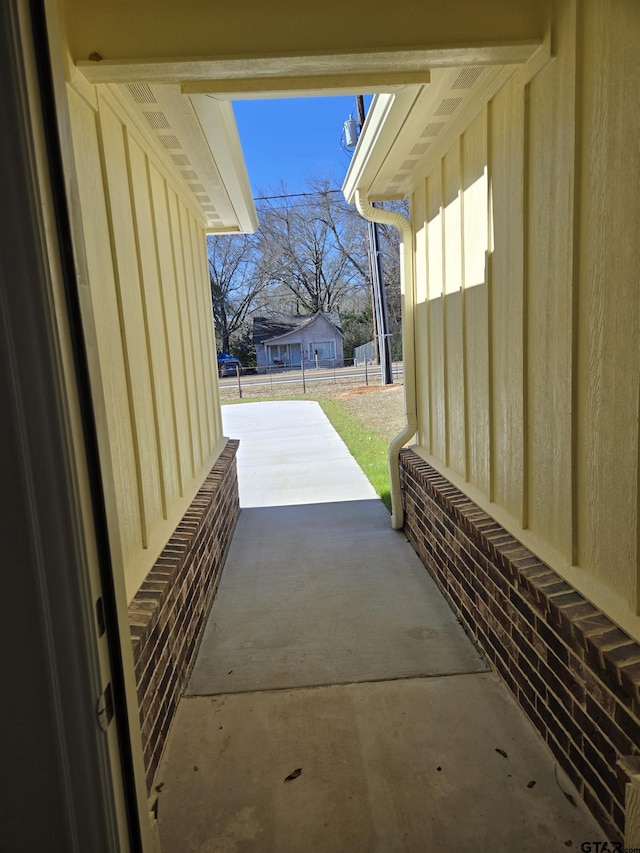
{"left": 207, "top": 233, "right": 269, "bottom": 354}
{"left": 257, "top": 178, "right": 370, "bottom": 314}
{"left": 208, "top": 180, "right": 404, "bottom": 363}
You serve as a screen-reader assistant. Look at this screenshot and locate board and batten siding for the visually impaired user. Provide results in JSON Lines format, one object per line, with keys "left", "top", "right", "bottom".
{"left": 66, "top": 82, "right": 225, "bottom": 602}
{"left": 410, "top": 0, "right": 640, "bottom": 636}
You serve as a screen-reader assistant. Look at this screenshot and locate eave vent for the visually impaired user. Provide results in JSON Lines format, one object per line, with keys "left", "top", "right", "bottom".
{"left": 144, "top": 111, "right": 171, "bottom": 130}
{"left": 120, "top": 82, "right": 237, "bottom": 230}
{"left": 126, "top": 83, "right": 157, "bottom": 104}
{"left": 158, "top": 135, "right": 181, "bottom": 150}
{"left": 434, "top": 98, "right": 463, "bottom": 116}
{"left": 410, "top": 143, "right": 430, "bottom": 156}
{"left": 421, "top": 122, "right": 444, "bottom": 138}
{"left": 452, "top": 67, "right": 483, "bottom": 89}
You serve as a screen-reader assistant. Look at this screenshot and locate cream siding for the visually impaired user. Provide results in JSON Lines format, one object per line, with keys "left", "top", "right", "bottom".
{"left": 576, "top": 0, "right": 640, "bottom": 608}
{"left": 410, "top": 0, "right": 640, "bottom": 633}
{"left": 425, "top": 167, "right": 446, "bottom": 462}
{"left": 66, "top": 83, "right": 225, "bottom": 601}
{"left": 461, "top": 113, "right": 490, "bottom": 498}
{"left": 525, "top": 1, "right": 576, "bottom": 561}
{"left": 412, "top": 187, "right": 430, "bottom": 452}
{"left": 488, "top": 81, "right": 525, "bottom": 520}
{"left": 443, "top": 141, "right": 466, "bottom": 479}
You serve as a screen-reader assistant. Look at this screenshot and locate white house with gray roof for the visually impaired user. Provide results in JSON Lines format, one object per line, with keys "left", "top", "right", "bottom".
{"left": 253, "top": 312, "right": 344, "bottom": 370}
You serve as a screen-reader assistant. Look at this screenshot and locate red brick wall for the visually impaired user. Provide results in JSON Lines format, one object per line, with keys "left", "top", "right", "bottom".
{"left": 400, "top": 449, "right": 640, "bottom": 841}
{"left": 128, "top": 440, "right": 239, "bottom": 792}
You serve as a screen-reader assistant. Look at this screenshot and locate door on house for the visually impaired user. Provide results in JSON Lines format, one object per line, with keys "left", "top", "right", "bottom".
{"left": 290, "top": 343, "right": 301, "bottom": 367}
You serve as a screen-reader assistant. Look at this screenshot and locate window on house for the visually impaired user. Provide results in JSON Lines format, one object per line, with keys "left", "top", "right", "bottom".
{"left": 309, "top": 341, "right": 335, "bottom": 360}
{"left": 269, "top": 344, "right": 289, "bottom": 364}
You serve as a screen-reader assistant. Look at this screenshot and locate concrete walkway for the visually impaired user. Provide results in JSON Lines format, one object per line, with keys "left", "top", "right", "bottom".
{"left": 222, "top": 400, "right": 379, "bottom": 508}
{"left": 158, "top": 401, "right": 604, "bottom": 851}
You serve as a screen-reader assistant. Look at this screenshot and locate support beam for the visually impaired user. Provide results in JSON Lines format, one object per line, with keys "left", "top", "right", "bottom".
{"left": 67, "top": 0, "right": 546, "bottom": 86}
{"left": 181, "top": 71, "right": 430, "bottom": 99}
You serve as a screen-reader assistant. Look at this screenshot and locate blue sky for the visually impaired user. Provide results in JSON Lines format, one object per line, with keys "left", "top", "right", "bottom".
{"left": 232, "top": 95, "right": 372, "bottom": 198}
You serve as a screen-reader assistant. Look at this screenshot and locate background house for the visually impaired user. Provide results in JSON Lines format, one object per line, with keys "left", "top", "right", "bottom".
{"left": 253, "top": 312, "right": 344, "bottom": 370}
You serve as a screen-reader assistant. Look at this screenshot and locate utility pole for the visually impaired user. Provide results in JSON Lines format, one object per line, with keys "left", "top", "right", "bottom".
{"left": 355, "top": 95, "right": 366, "bottom": 134}
{"left": 355, "top": 96, "right": 393, "bottom": 386}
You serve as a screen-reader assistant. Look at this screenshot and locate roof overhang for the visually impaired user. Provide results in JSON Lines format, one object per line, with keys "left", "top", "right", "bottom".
{"left": 343, "top": 41, "right": 550, "bottom": 205}
{"left": 67, "top": 0, "right": 548, "bottom": 91}
{"left": 117, "top": 81, "right": 257, "bottom": 233}
{"left": 62, "top": 0, "right": 549, "bottom": 229}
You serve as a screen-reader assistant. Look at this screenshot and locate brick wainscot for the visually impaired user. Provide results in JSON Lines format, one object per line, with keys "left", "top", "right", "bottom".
{"left": 400, "top": 448, "right": 640, "bottom": 842}
{"left": 128, "top": 439, "right": 240, "bottom": 793}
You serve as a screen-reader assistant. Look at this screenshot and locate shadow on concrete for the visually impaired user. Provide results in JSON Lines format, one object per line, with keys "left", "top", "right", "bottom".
{"left": 187, "top": 500, "right": 487, "bottom": 696}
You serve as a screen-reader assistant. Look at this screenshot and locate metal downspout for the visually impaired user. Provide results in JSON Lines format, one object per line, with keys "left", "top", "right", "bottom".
{"left": 355, "top": 191, "right": 417, "bottom": 529}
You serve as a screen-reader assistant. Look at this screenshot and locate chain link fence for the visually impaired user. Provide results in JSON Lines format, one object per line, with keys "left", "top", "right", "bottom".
{"left": 218, "top": 358, "right": 404, "bottom": 399}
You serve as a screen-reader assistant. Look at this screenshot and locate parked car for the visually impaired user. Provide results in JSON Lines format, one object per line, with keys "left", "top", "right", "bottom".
{"left": 218, "top": 358, "right": 242, "bottom": 377}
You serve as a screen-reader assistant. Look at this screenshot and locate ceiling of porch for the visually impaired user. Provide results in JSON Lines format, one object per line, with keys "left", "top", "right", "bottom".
{"left": 60, "top": 0, "right": 548, "bottom": 230}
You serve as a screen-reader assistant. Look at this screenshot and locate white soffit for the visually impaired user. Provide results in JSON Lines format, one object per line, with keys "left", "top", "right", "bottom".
{"left": 342, "top": 86, "right": 423, "bottom": 205}
{"left": 120, "top": 82, "right": 257, "bottom": 233}
{"left": 343, "top": 65, "right": 517, "bottom": 204}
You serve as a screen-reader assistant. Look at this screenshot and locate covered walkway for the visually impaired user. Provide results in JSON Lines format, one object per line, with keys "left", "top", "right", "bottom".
{"left": 157, "top": 401, "right": 602, "bottom": 851}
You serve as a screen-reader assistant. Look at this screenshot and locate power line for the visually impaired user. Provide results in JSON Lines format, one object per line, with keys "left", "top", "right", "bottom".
{"left": 254, "top": 189, "right": 343, "bottom": 201}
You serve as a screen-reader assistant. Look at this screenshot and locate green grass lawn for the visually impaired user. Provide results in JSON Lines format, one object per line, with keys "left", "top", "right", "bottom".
{"left": 319, "top": 399, "right": 391, "bottom": 512}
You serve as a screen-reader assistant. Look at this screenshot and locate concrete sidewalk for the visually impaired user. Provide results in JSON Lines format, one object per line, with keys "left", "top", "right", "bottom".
{"left": 189, "top": 401, "right": 485, "bottom": 693}
{"left": 157, "top": 401, "right": 604, "bottom": 851}
{"left": 221, "top": 400, "right": 378, "bottom": 507}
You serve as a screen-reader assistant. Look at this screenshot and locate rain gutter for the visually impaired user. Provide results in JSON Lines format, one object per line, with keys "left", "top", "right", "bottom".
{"left": 355, "top": 191, "right": 416, "bottom": 529}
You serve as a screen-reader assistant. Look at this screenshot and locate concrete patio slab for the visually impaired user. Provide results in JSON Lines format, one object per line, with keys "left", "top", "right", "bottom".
{"left": 159, "top": 674, "right": 604, "bottom": 852}
{"left": 187, "top": 499, "right": 487, "bottom": 695}
{"left": 188, "top": 400, "right": 486, "bottom": 694}
{"left": 160, "top": 400, "right": 607, "bottom": 849}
